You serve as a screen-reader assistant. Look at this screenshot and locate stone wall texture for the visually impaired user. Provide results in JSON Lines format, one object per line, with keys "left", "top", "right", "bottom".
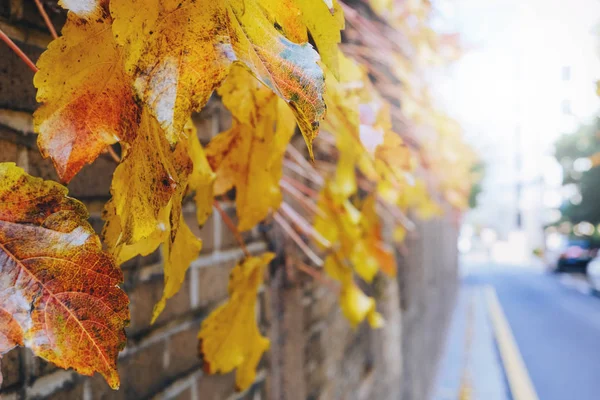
{"left": 0, "top": 1, "right": 460, "bottom": 399}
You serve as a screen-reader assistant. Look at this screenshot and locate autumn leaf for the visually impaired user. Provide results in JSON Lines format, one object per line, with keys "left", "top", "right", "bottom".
{"left": 340, "top": 282, "right": 384, "bottom": 329}
{"left": 151, "top": 205, "right": 202, "bottom": 323}
{"left": 0, "top": 163, "right": 129, "bottom": 389}
{"left": 34, "top": 3, "right": 138, "bottom": 182}
{"left": 104, "top": 112, "right": 206, "bottom": 323}
{"left": 111, "top": 0, "right": 325, "bottom": 153}
{"left": 313, "top": 185, "right": 362, "bottom": 255}
{"left": 359, "top": 195, "right": 396, "bottom": 276}
{"left": 186, "top": 121, "right": 216, "bottom": 227}
{"left": 198, "top": 253, "right": 274, "bottom": 391}
{"left": 110, "top": 109, "right": 192, "bottom": 246}
{"left": 294, "top": 0, "right": 344, "bottom": 78}
{"left": 58, "top": 0, "right": 105, "bottom": 19}
{"left": 260, "top": 0, "right": 344, "bottom": 77}
{"left": 323, "top": 255, "right": 383, "bottom": 328}
{"left": 207, "top": 66, "right": 296, "bottom": 231}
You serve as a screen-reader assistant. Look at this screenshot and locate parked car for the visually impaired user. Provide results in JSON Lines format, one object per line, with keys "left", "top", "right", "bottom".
{"left": 587, "top": 256, "right": 600, "bottom": 292}
{"left": 555, "top": 241, "right": 595, "bottom": 274}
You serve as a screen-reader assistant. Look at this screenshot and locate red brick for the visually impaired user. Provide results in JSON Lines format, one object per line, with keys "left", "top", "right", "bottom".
{"left": 127, "top": 274, "right": 192, "bottom": 335}
{"left": 172, "top": 387, "right": 193, "bottom": 400}
{"left": 165, "top": 322, "right": 202, "bottom": 378}
{"left": 195, "top": 261, "right": 236, "bottom": 308}
{"left": 184, "top": 207, "right": 215, "bottom": 254}
{"left": 86, "top": 373, "right": 127, "bottom": 400}
{"left": 0, "top": 43, "right": 40, "bottom": 112}
{"left": 195, "top": 372, "right": 235, "bottom": 400}
{"left": 0, "top": 139, "right": 18, "bottom": 163}
{"left": 118, "top": 341, "right": 166, "bottom": 399}
{"left": 19, "top": 0, "right": 66, "bottom": 34}
{"left": 0, "top": 347, "right": 23, "bottom": 389}
{"left": 44, "top": 380, "right": 84, "bottom": 400}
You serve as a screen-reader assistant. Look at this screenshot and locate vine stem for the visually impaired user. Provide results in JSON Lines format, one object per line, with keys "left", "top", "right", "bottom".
{"left": 280, "top": 179, "right": 327, "bottom": 218}
{"left": 106, "top": 146, "right": 121, "bottom": 163}
{"left": 281, "top": 175, "right": 320, "bottom": 197}
{"left": 295, "top": 262, "right": 338, "bottom": 292}
{"left": 213, "top": 200, "right": 250, "bottom": 258}
{"left": 0, "top": 29, "right": 39, "bottom": 73}
{"left": 280, "top": 202, "right": 331, "bottom": 248}
{"left": 33, "top": 0, "right": 58, "bottom": 40}
{"left": 274, "top": 212, "right": 323, "bottom": 267}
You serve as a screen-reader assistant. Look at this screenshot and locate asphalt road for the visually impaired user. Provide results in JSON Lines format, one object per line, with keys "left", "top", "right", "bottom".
{"left": 465, "top": 265, "right": 600, "bottom": 400}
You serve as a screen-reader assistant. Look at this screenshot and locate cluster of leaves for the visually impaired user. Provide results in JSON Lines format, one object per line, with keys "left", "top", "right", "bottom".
{"left": 0, "top": 0, "right": 477, "bottom": 392}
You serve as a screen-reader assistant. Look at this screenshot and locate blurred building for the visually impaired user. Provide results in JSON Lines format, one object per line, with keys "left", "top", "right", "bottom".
{"left": 433, "top": 0, "right": 600, "bottom": 262}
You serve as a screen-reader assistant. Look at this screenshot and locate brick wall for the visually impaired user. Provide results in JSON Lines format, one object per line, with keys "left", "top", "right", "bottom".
{"left": 0, "top": 2, "right": 460, "bottom": 399}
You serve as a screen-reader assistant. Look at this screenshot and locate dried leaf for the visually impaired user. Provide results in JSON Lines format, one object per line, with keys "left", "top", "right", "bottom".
{"left": 0, "top": 163, "right": 129, "bottom": 389}
{"left": 323, "top": 254, "right": 383, "bottom": 328}
{"left": 110, "top": 109, "right": 191, "bottom": 245}
{"left": 207, "top": 67, "right": 296, "bottom": 231}
{"left": 360, "top": 195, "right": 396, "bottom": 277}
{"left": 111, "top": 0, "right": 325, "bottom": 153}
{"left": 186, "top": 121, "right": 216, "bottom": 227}
{"left": 59, "top": 0, "right": 104, "bottom": 19}
{"left": 260, "top": 0, "right": 344, "bottom": 77}
{"left": 294, "top": 0, "right": 344, "bottom": 78}
{"left": 198, "top": 253, "right": 275, "bottom": 391}
{"left": 103, "top": 111, "right": 204, "bottom": 323}
{"left": 340, "top": 282, "right": 384, "bottom": 329}
{"left": 34, "top": 6, "right": 137, "bottom": 182}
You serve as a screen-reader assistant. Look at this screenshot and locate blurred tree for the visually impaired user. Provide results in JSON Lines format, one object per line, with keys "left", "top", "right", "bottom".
{"left": 554, "top": 118, "right": 600, "bottom": 224}
{"left": 468, "top": 162, "right": 485, "bottom": 209}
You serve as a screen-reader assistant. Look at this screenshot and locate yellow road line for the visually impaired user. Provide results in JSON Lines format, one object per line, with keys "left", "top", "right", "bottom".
{"left": 485, "top": 285, "right": 539, "bottom": 400}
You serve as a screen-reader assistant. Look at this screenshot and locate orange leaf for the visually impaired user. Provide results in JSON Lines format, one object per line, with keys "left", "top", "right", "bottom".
{"left": 34, "top": 4, "right": 138, "bottom": 182}
{"left": 0, "top": 163, "right": 129, "bottom": 389}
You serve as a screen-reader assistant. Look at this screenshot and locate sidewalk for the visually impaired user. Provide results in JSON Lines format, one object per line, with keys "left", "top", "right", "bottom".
{"left": 432, "top": 285, "right": 509, "bottom": 400}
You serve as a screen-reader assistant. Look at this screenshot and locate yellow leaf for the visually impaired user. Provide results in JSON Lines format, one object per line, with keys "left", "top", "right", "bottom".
{"left": 103, "top": 110, "right": 203, "bottom": 322}
{"left": 294, "top": 0, "right": 344, "bottom": 78}
{"left": 152, "top": 211, "right": 202, "bottom": 322}
{"left": 111, "top": 0, "right": 325, "bottom": 153}
{"left": 340, "top": 282, "right": 383, "bottom": 329}
{"left": 58, "top": 0, "right": 104, "bottom": 19}
{"left": 261, "top": 0, "right": 344, "bottom": 77}
{"left": 198, "top": 253, "right": 275, "bottom": 391}
{"left": 360, "top": 195, "right": 397, "bottom": 276}
{"left": 393, "top": 225, "right": 407, "bottom": 243}
{"left": 185, "top": 121, "right": 216, "bottom": 227}
{"left": 207, "top": 67, "right": 296, "bottom": 231}
{"left": 314, "top": 186, "right": 361, "bottom": 255}
{"left": 258, "top": 0, "right": 307, "bottom": 43}
{"left": 110, "top": 109, "right": 191, "bottom": 245}
{"left": 323, "top": 252, "right": 352, "bottom": 284}
{"left": 34, "top": 5, "right": 137, "bottom": 182}
{"left": 349, "top": 241, "right": 380, "bottom": 283}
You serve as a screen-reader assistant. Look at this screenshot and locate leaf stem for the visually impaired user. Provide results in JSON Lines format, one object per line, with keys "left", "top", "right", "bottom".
{"left": 0, "top": 29, "right": 38, "bottom": 73}
{"left": 213, "top": 200, "right": 250, "bottom": 258}
{"left": 33, "top": 0, "right": 58, "bottom": 40}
